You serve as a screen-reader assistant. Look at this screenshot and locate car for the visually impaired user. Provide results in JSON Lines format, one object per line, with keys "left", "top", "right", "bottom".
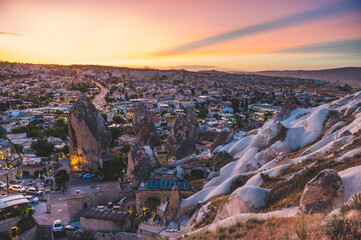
{"left": 26, "top": 187, "right": 43, "bottom": 196}
{"left": 0, "top": 181, "right": 6, "bottom": 189}
{"left": 9, "top": 185, "right": 26, "bottom": 193}
{"left": 53, "top": 219, "right": 64, "bottom": 232}
{"left": 65, "top": 224, "right": 79, "bottom": 232}
{"left": 78, "top": 173, "right": 86, "bottom": 178}
{"left": 25, "top": 195, "right": 39, "bottom": 204}
{"left": 83, "top": 173, "right": 95, "bottom": 179}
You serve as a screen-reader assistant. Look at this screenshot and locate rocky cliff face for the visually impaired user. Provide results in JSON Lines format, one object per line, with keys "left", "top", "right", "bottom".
{"left": 132, "top": 103, "right": 160, "bottom": 147}
{"left": 68, "top": 94, "right": 111, "bottom": 172}
{"left": 127, "top": 141, "right": 159, "bottom": 188}
{"left": 167, "top": 110, "right": 199, "bottom": 159}
{"left": 215, "top": 186, "right": 268, "bottom": 221}
{"left": 162, "top": 186, "right": 181, "bottom": 223}
{"left": 300, "top": 169, "right": 345, "bottom": 214}
{"left": 211, "top": 129, "right": 233, "bottom": 153}
{"left": 274, "top": 91, "right": 301, "bottom": 121}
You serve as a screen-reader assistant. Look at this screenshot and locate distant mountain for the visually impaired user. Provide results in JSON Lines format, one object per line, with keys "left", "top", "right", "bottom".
{"left": 250, "top": 67, "right": 361, "bottom": 87}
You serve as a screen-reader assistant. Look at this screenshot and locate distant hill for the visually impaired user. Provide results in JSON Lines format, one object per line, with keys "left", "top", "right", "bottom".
{"left": 248, "top": 67, "right": 361, "bottom": 87}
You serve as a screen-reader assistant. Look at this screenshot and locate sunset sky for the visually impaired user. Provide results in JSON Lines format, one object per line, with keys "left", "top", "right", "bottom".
{"left": 0, "top": 0, "right": 360, "bottom": 71}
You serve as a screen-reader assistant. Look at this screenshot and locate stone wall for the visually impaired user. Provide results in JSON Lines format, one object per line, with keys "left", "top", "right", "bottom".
{"left": 37, "top": 225, "right": 54, "bottom": 240}
{"left": 67, "top": 188, "right": 135, "bottom": 218}
{"left": 135, "top": 190, "right": 193, "bottom": 214}
{"left": 0, "top": 216, "right": 22, "bottom": 234}
{"left": 0, "top": 168, "right": 16, "bottom": 183}
{"left": 16, "top": 225, "right": 37, "bottom": 240}
{"left": 17, "top": 165, "right": 49, "bottom": 178}
{"left": 80, "top": 217, "right": 131, "bottom": 235}
{"left": 94, "top": 231, "right": 138, "bottom": 240}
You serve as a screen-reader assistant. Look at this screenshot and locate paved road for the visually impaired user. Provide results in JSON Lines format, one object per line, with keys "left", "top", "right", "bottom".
{"left": 91, "top": 80, "right": 109, "bottom": 110}
{"left": 33, "top": 192, "right": 70, "bottom": 226}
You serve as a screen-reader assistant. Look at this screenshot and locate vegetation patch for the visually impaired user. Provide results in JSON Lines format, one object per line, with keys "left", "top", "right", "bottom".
{"left": 182, "top": 215, "right": 324, "bottom": 240}
{"left": 261, "top": 159, "right": 339, "bottom": 211}
{"left": 324, "top": 216, "right": 361, "bottom": 240}
{"left": 340, "top": 193, "right": 361, "bottom": 215}
{"left": 204, "top": 151, "right": 234, "bottom": 170}
{"left": 192, "top": 195, "right": 229, "bottom": 230}
{"left": 17, "top": 216, "right": 37, "bottom": 236}
{"left": 229, "top": 174, "right": 255, "bottom": 193}
{"left": 190, "top": 179, "right": 210, "bottom": 192}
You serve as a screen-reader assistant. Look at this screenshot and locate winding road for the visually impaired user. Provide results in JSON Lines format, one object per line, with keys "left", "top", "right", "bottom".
{"left": 92, "top": 80, "right": 109, "bottom": 110}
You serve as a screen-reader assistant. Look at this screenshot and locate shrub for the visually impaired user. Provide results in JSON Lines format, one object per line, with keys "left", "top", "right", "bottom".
{"left": 145, "top": 198, "right": 161, "bottom": 212}
{"left": 294, "top": 214, "right": 308, "bottom": 240}
{"left": 340, "top": 193, "right": 361, "bottom": 215}
{"left": 17, "top": 216, "right": 37, "bottom": 235}
{"left": 229, "top": 174, "right": 254, "bottom": 193}
{"left": 348, "top": 193, "right": 361, "bottom": 211}
{"left": 55, "top": 169, "right": 69, "bottom": 186}
{"left": 210, "top": 151, "right": 234, "bottom": 169}
{"left": 324, "top": 217, "right": 361, "bottom": 240}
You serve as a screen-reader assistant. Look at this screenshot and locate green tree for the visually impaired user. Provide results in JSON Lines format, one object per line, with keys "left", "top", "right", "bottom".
{"left": 56, "top": 144, "right": 69, "bottom": 155}
{"left": 31, "top": 138, "right": 55, "bottom": 157}
{"left": 103, "top": 154, "right": 127, "bottom": 180}
{"left": 55, "top": 117, "right": 66, "bottom": 126}
{"left": 231, "top": 98, "right": 240, "bottom": 113}
{"left": 198, "top": 108, "right": 209, "bottom": 118}
{"left": 236, "top": 115, "right": 244, "bottom": 129}
{"left": 0, "top": 126, "right": 6, "bottom": 138}
{"left": 14, "top": 144, "right": 24, "bottom": 155}
{"left": 145, "top": 197, "right": 161, "bottom": 212}
{"left": 112, "top": 115, "right": 125, "bottom": 124}
{"left": 120, "top": 144, "right": 131, "bottom": 154}
{"left": 55, "top": 170, "right": 69, "bottom": 186}
{"left": 101, "top": 112, "right": 108, "bottom": 122}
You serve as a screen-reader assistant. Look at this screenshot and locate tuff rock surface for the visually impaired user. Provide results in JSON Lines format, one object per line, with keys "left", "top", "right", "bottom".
{"left": 300, "top": 169, "right": 345, "bottom": 214}
{"left": 162, "top": 186, "right": 181, "bottom": 223}
{"left": 127, "top": 141, "right": 159, "bottom": 188}
{"left": 167, "top": 110, "right": 199, "bottom": 159}
{"left": 211, "top": 129, "right": 233, "bottom": 153}
{"left": 274, "top": 91, "right": 301, "bottom": 121}
{"left": 68, "top": 94, "right": 111, "bottom": 172}
{"left": 132, "top": 103, "right": 160, "bottom": 147}
{"left": 215, "top": 186, "right": 268, "bottom": 221}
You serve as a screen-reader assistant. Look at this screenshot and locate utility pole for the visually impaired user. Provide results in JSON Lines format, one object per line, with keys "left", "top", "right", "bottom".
{"left": 6, "top": 173, "right": 9, "bottom": 195}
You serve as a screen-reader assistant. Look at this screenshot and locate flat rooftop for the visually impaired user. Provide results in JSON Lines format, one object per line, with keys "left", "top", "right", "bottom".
{"left": 68, "top": 181, "right": 121, "bottom": 196}
{"left": 81, "top": 207, "right": 129, "bottom": 222}
{"left": 0, "top": 194, "right": 29, "bottom": 210}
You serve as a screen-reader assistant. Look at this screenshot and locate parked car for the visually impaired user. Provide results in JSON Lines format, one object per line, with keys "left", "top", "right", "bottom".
{"left": 0, "top": 181, "right": 6, "bottom": 189}
{"left": 26, "top": 187, "right": 43, "bottom": 195}
{"left": 9, "top": 185, "right": 26, "bottom": 193}
{"left": 78, "top": 172, "right": 86, "bottom": 178}
{"left": 53, "top": 219, "right": 64, "bottom": 232}
{"left": 83, "top": 173, "right": 95, "bottom": 179}
{"left": 25, "top": 196, "right": 39, "bottom": 204}
{"left": 65, "top": 225, "right": 79, "bottom": 232}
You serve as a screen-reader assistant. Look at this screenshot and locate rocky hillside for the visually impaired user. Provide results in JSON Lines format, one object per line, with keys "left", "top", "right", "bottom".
{"left": 176, "top": 91, "right": 361, "bottom": 239}
{"left": 253, "top": 67, "right": 361, "bottom": 88}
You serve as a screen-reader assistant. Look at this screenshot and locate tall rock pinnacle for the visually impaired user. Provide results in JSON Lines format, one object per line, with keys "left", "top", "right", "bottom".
{"left": 68, "top": 94, "right": 111, "bottom": 172}
{"left": 132, "top": 103, "right": 160, "bottom": 147}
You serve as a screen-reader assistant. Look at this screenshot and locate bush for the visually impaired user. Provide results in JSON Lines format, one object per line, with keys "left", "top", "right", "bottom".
{"left": 209, "top": 151, "right": 234, "bottom": 169}
{"left": 325, "top": 217, "right": 361, "bottom": 240}
{"left": 294, "top": 214, "right": 308, "bottom": 240}
{"left": 17, "top": 216, "right": 37, "bottom": 235}
{"left": 55, "top": 170, "right": 69, "bottom": 186}
{"left": 31, "top": 138, "right": 55, "bottom": 157}
{"left": 230, "top": 174, "right": 254, "bottom": 193}
{"left": 113, "top": 115, "right": 126, "bottom": 124}
{"left": 340, "top": 193, "right": 361, "bottom": 215}
{"left": 145, "top": 198, "right": 161, "bottom": 212}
